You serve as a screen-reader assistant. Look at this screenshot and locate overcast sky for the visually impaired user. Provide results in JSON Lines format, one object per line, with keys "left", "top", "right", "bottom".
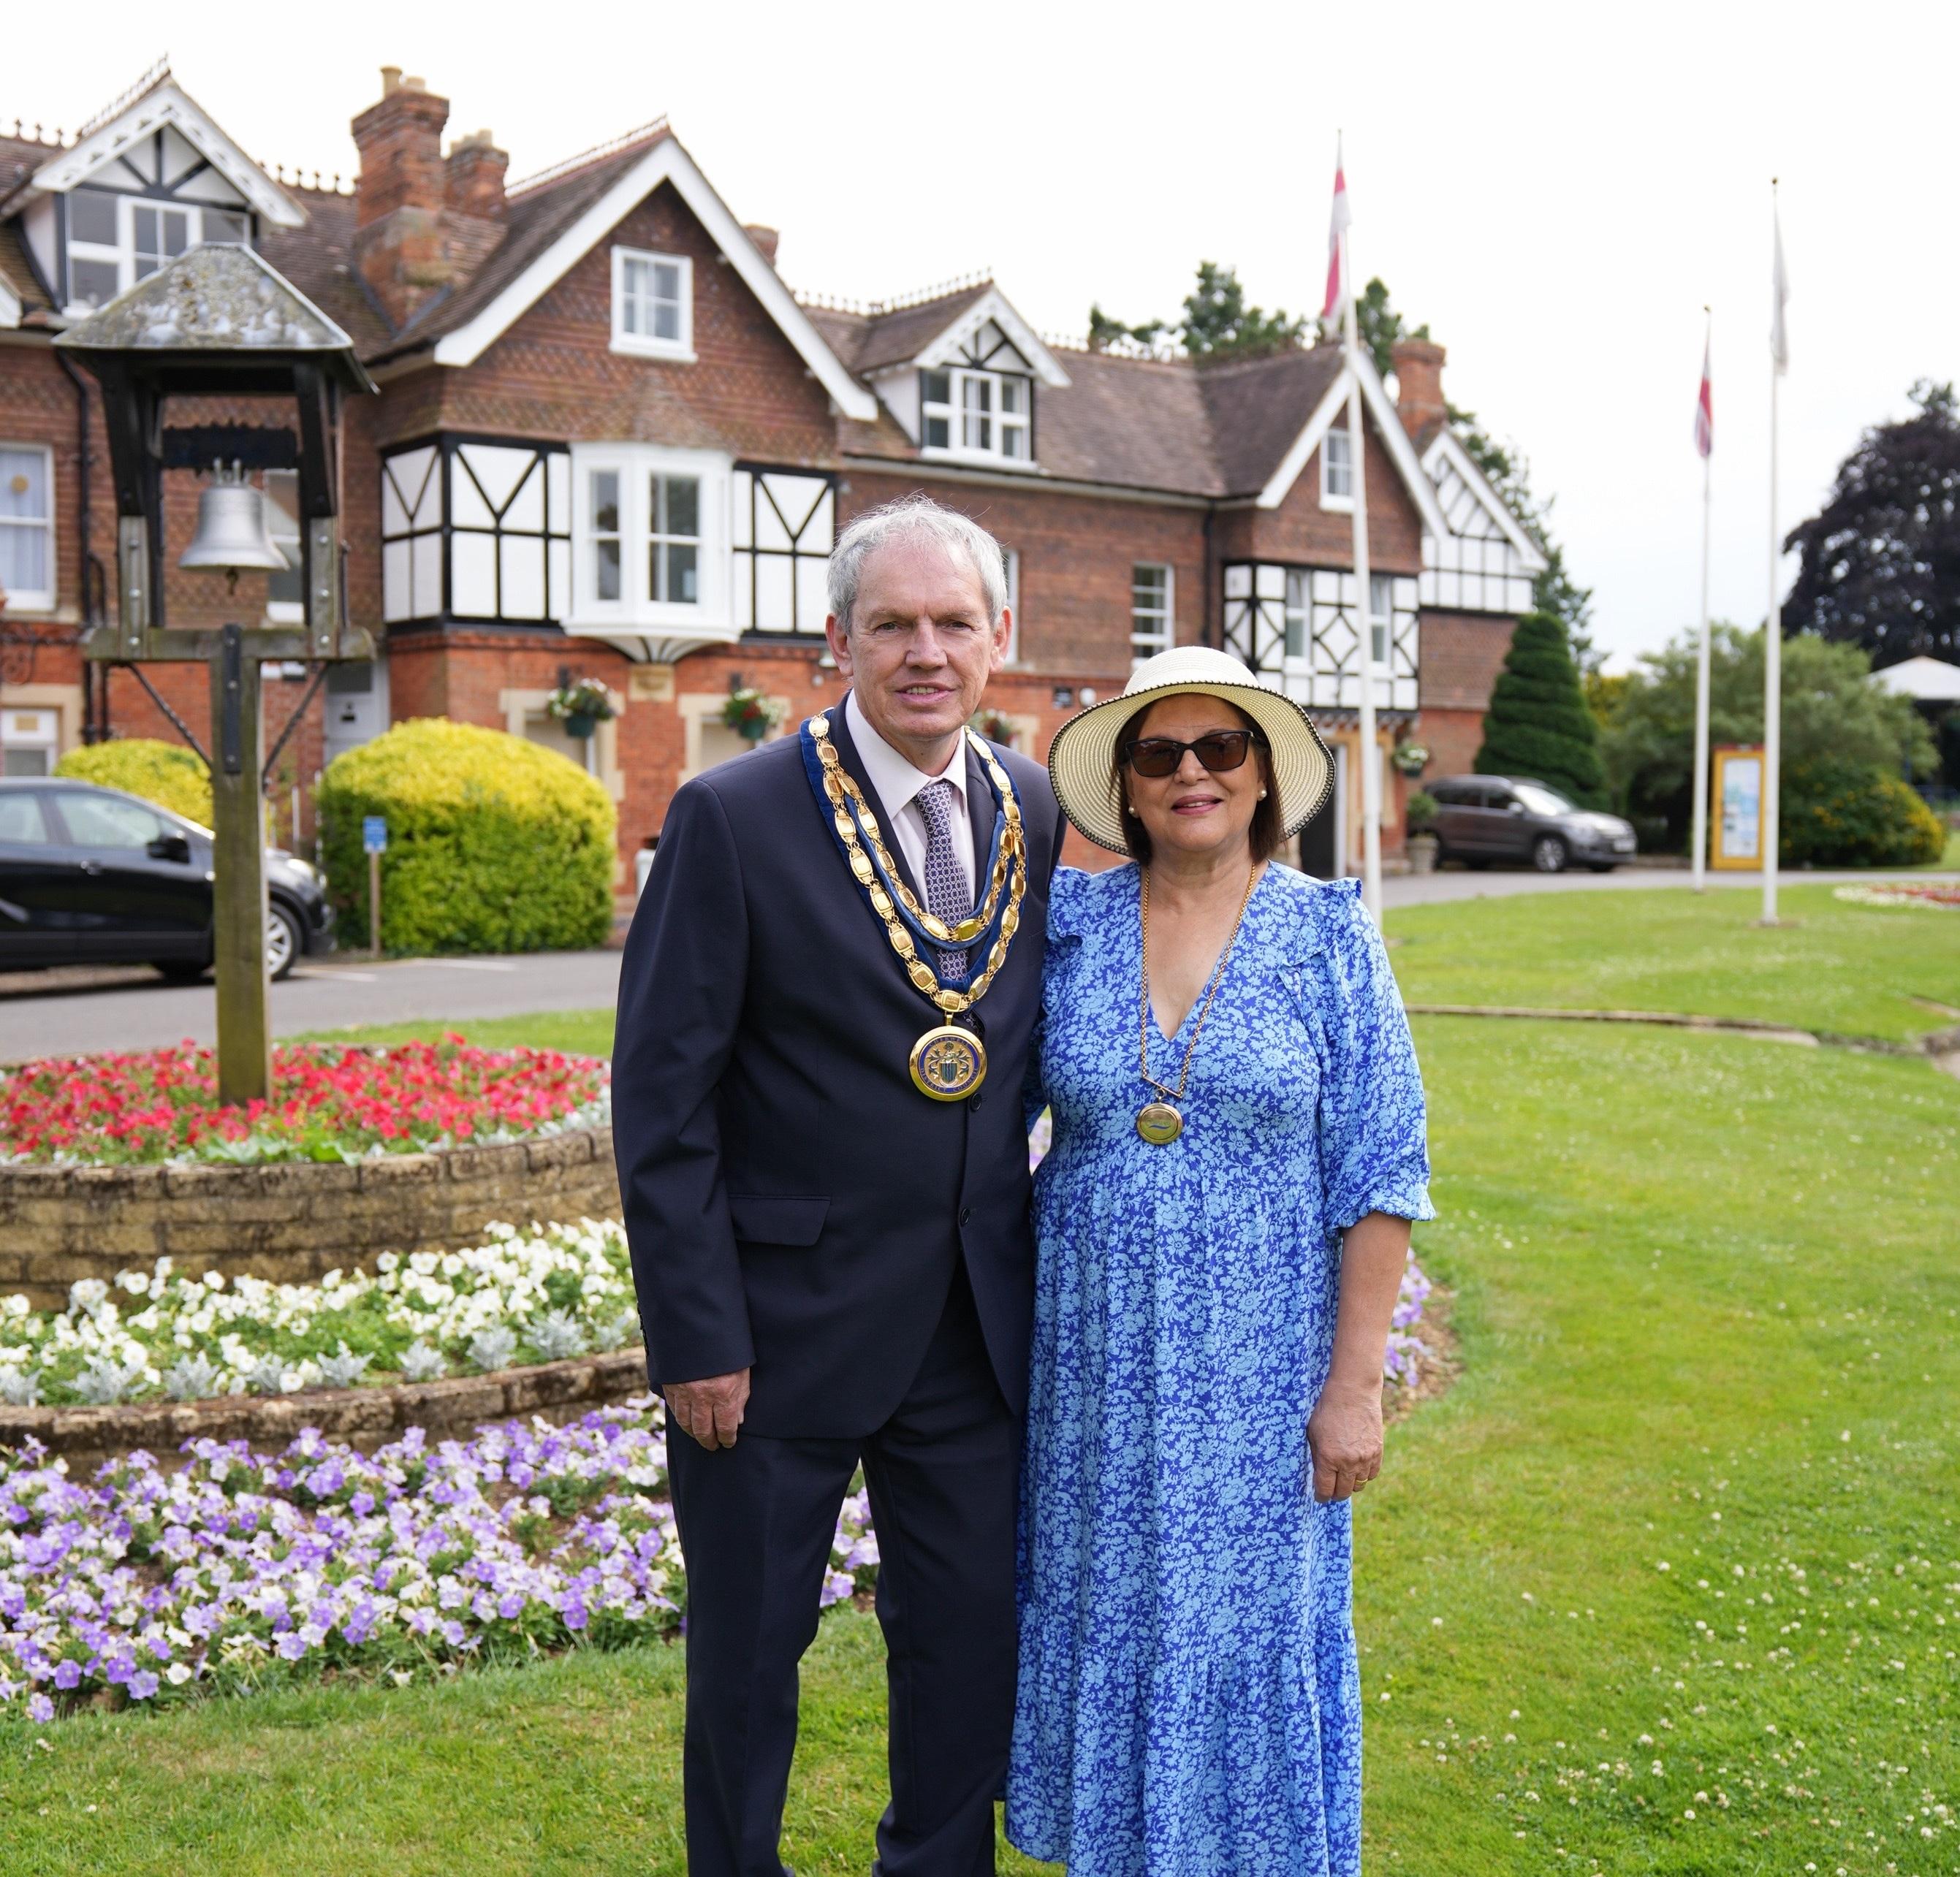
{"left": 10, "top": 0, "right": 1953, "bottom": 670}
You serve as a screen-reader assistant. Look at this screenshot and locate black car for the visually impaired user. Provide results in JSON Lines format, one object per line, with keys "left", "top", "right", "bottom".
{"left": 0, "top": 778, "right": 334, "bottom": 981}
{"left": 1427, "top": 775, "right": 1638, "bottom": 874}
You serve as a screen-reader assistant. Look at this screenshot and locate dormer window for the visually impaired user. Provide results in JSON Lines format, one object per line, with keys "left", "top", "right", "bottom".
{"left": 62, "top": 186, "right": 252, "bottom": 312}
{"left": 612, "top": 247, "right": 694, "bottom": 360}
{"left": 921, "top": 368, "right": 1031, "bottom": 463}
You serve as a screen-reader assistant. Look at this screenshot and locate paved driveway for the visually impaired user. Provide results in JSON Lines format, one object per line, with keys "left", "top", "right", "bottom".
{"left": 3, "top": 866, "right": 1951, "bottom": 1063}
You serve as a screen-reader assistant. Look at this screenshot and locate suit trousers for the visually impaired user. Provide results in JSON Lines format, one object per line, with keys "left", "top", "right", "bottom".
{"left": 665, "top": 1261, "right": 1018, "bottom": 1877}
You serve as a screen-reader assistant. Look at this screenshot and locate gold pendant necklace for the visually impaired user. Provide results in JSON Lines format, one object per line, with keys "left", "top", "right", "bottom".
{"left": 808, "top": 713, "right": 1028, "bottom": 1101}
{"left": 1136, "top": 863, "right": 1258, "bottom": 1144}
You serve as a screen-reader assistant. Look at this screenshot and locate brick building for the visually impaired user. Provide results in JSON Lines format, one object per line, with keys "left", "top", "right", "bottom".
{"left": 0, "top": 64, "right": 1542, "bottom": 886}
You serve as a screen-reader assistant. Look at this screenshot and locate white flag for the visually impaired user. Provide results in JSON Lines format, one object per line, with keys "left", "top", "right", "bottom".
{"left": 1770, "top": 205, "right": 1789, "bottom": 375}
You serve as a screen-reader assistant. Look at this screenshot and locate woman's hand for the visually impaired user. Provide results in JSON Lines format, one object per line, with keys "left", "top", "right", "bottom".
{"left": 1307, "top": 1380, "right": 1383, "bottom": 1503}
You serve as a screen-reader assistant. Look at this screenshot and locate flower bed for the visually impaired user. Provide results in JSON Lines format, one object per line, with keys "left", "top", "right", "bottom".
{"left": 0, "top": 1223, "right": 635, "bottom": 1409}
{"left": 0, "top": 1406, "right": 881, "bottom": 1723}
{"left": 0, "top": 1038, "right": 608, "bottom": 1168}
{"left": 1832, "top": 881, "right": 1960, "bottom": 910}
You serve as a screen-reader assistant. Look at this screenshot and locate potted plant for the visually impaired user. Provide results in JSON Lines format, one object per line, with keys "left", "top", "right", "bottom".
{"left": 970, "top": 708, "right": 1017, "bottom": 747}
{"left": 1405, "top": 789, "right": 1440, "bottom": 874}
{"left": 1391, "top": 739, "right": 1430, "bottom": 778}
{"left": 722, "top": 687, "right": 786, "bottom": 742}
{"left": 545, "top": 679, "right": 618, "bottom": 740}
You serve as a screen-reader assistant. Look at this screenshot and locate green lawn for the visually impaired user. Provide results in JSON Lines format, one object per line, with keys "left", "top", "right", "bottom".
{"left": 1386, "top": 879, "right": 1960, "bottom": 1043}
{"left": 12, "top": 899, "right": 1960, "bottom": 1874}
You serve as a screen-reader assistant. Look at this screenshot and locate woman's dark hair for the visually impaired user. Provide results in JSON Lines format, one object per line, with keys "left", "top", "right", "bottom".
{"left": 1112, "top": 697, "right": 1285, "bottom": 865}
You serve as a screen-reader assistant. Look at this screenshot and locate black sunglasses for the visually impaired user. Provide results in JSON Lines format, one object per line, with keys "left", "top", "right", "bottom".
{"left": 1120, "top": 729, "right": 1264, "bottom": 780}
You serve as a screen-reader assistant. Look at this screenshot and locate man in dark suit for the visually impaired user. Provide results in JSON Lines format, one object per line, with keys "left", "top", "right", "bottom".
{"left": 615, "top": 495, "right": 1065, "bottom": 1877}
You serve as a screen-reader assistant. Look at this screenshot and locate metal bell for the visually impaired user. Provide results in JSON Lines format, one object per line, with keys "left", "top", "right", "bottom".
{"left": 180, "top": 467, "right": 290, "bottom": 574}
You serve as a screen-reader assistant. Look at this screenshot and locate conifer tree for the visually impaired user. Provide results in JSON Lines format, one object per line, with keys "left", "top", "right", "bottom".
{"left": 1473, "top": 612, "right": 1606, "bottom": 807}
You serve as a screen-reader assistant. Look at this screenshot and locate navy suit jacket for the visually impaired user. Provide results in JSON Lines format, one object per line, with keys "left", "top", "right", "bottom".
{"left": 613, "top": 701, "right": 1065, "bottom": 1439}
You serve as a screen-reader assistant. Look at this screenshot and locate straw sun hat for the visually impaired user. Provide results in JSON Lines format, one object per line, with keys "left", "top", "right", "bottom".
{"left": 1045, "top": 647, "right": 1336, "bottom": 854}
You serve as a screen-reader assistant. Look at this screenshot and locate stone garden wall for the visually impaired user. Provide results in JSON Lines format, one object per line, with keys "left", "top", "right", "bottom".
{"left": 0, "top": 1128, "right": 621, "bottom": 1310}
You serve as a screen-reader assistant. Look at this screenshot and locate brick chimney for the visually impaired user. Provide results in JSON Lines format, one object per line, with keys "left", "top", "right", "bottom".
{"left": 351, "top": 68, "right": 455, "bottom": 329}
{"left": 447, "top": 129, "right": 509, "bottom": 224}
{"left": 743, "top": 224, "right": 780, "bottom": 267}
{"left": 1391, "top": 338, "right": 1448, "bottom": 442}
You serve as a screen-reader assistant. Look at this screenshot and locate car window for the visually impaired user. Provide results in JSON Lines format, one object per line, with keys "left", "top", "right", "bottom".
{"left": 53, "top": 790, "right": 166, "bottom": 850}
{"left": 0, "top": 793, "right": 51, "bottom": 844}
{"left": 1513, "top": 783, "right": 1574, "bottom": 816}
{"left": 1429, "top": 784, "right": 1466, "bottom": 806}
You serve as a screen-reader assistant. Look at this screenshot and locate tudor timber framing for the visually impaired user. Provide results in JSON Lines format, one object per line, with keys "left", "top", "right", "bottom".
{"left": 422, "top": 137, "right": 877, "bottom": 422}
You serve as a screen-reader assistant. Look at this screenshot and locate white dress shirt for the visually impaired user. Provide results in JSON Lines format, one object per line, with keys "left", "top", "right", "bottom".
{"left": 845, "top": 690, "right": 976, "bottom": 903}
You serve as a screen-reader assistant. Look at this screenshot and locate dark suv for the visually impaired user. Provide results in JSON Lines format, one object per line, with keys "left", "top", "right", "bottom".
{"left": 0, "top": 779, "right": 334, "bottom": 981}
{"left": 1427, "top": 775, "right": 1637, "bottom": 873}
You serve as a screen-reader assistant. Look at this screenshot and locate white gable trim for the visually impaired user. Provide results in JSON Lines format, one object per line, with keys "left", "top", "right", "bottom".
{"left": 429, "top": 137, "right": 877, "bottom": 421}
{"left": 0, "top": 277, "right": 20, "bottom": 330}
{"left": 1421, "top": 427, "right": 1547, "bottom": 571}
{"left": 1254, "top": 346, "right": 1451, "bottom": 539}
{"left": 26, "top": 79, "right": 305, "bottom": 229}
{"left": 912, "top": 286, "right": 1070, "bottom": 387}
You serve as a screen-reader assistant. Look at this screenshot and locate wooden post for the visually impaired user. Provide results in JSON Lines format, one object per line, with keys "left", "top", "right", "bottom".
{"left": 208, "top": 624, "right": 271, "bottom": 1105}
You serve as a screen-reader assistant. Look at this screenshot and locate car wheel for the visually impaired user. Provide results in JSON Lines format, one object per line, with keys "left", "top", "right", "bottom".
{"left": 1532, "top": 835, "right": 1569, "bottom": 874}
{"left": 151, "top": 959, "right": 208, "bottom": 983}
{"left": 267, "top": 903, "right": 303, "bottom": 981}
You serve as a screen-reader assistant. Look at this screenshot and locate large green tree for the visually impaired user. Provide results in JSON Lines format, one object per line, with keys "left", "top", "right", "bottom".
{"left": 1087, "top": 262, "right": 1304, "bottom": 361}
{"left": 1598, "top": 624, "right": 1937, "bottom": 844}
{"left": 1473, "top": 612, "right": 1606, "bottom": 807}
{"left": 1784, "top": 379, "right": 1960, "bottom": 666}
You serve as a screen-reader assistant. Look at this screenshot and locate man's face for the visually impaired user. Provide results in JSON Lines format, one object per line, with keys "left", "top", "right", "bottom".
{"left": 825, "top": 536, "right": 1010, "bottom": 766}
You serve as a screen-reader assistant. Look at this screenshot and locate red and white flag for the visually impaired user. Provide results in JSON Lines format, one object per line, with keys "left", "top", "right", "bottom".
{"left": 1321, "top": 140, "right": 1351, "bottom": 330}
{"left": 1694, "top": 328, "right": 1713, "bottom": 458}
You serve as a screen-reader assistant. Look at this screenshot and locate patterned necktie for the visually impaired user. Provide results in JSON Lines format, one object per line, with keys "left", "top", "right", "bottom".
{"left": 914, "top": 778, "right": 971, "bottom": 981}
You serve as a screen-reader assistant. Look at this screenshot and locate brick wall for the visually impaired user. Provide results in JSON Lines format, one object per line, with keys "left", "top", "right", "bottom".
{"left": 1420, "top": 609, "right": 1516, "bottom": 712}
{"left": 1216, "top": 405, "right": 1424, "bottom": 574}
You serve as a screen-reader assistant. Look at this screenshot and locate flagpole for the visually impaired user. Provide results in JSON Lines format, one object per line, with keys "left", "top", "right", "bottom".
{"left": 1763, "top": 183, "right": 1782, "bottom": 924}
{"left": 1340, "top": 221, "right": 1383, "bottom": 924}
{"left": 1691, "top": 308, "right": 1713, "bottom": 892}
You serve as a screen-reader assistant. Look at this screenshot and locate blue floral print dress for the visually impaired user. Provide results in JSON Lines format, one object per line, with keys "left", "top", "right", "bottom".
{"left": 1006, "top": 864, "right": 1435, "bottom": 1877}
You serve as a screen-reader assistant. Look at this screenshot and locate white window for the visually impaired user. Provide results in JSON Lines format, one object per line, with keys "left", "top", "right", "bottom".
{"left": 0, "top": 445, "right": 55, "bottom": 612}
{"left": 1131, "top": 564, "right": 1172, "bottom": 664}
{"left": 922, "top": 368, "right": 1032, "bottom": 465}
{"left": 1321, "top": 422, "right": 1354, "bottom": 510}
{"left": 570, "top": 442, "right": 729, "bottom": 631}
{"left": 1, "top": 711, "right": 60, "bottom": 779}
{"left": 263, "top": 469, "right": 303, "bottom": 623}
{"left": 62, "top": 189, "right": 253, "bottom": 313}
{"left": 612, "top": 248, "right": 694, "bottom": 359}
{"left": 1283, "top": 569, "right": 1310, "bottom": 663}
{"left": 1367, "top": 571, "right": 1392, "bottom": 668}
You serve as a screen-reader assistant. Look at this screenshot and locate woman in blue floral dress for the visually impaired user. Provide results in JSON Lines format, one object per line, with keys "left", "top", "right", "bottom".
{"left": 1009, "top": 648, "right": 1435, "bottom": 1876}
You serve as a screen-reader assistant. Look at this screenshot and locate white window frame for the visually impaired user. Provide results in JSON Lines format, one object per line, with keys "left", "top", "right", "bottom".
{"left": 1320, "top": 422, "right": 1355, "bottom": 512}
{"left": 61, "top": 190, "right": 251, "bottom": 315}
{"left": 1367, "top": 571, "right": 1392, "bottom": 669}
{"left": 0, "top": 443, "right": 56, "bottom": 614}
{"left": 1131, "top": 563, "right": 1173, "bottom": 666}
{"left": 921, "top": 367, "right": 1033, "bottom": 467}
{"left": 610, "top": 247, "right": 695, "bottom": 361}
{"left": 568, "top": 441, "right": 729, "bottom": 631}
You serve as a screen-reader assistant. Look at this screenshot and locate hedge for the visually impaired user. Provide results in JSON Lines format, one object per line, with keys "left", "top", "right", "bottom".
{"left": 1473, "top": 612, "right": 1607, "bottom": 807}
{"left": 316, "top": 719, "right": 615, "bottom": 954}
{"left": 52, "top": 739, "right": 213, "bottom": 826}
{"left": 1781, "top": 758, "right": 1948, "bottom": 868}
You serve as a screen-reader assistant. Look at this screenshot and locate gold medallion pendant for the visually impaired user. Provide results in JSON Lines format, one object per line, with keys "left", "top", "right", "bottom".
{"left": 910, "top": 1024, "right": 988, "bottom": 1101}
{"left": 1136, "top": 1100, "right": 1184, "bottom": 1146}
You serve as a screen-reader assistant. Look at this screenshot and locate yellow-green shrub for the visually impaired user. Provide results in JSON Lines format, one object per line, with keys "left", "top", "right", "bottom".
{"left": 53, "top": 739, "right": 213, "bottom": 826}
{"left": 317, "top": 719, "right": 615, "bottom": 953}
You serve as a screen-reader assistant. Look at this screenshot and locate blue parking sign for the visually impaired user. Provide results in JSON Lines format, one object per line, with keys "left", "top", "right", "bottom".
{"left": 362, "top": 816, "right": 388, "bottom": 854}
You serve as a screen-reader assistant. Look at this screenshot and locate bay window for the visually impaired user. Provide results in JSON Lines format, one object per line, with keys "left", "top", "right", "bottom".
{"left": 569, "top": 443, "right": 729, "bottom": 632}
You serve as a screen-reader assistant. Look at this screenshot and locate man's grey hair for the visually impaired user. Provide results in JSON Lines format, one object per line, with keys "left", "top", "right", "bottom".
{"left": 827, "top": 494, "right": 1007, "bottom": 633}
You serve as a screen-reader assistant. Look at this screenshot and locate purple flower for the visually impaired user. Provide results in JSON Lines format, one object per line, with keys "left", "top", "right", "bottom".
{"left": 128, "top": 1669, "right": 159, "bottom": 1699}
{"left": 28, "top": 1692, "right": 53, "bottom": 1722}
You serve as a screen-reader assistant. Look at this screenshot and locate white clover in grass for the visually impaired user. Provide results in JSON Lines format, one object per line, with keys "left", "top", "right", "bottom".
{"left": 399, "top": 1341, "right": 447, "bottom": 1383}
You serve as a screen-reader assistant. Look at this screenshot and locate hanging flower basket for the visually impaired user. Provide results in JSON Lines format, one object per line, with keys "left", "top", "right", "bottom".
{"left": 544, "top": 681, "right": 618, "bottom": 740}
{"left": 1391, "top": 741, "right": 1431, "bottom": 777}
{"left": 970, "top": 709, "right": 1017, "bottom": 747}
{"left": 722, "top": 688, "right": 785, "bottom": 742}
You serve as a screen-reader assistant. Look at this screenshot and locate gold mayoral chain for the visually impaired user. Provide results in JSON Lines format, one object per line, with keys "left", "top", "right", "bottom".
{"left": 808, "top": 713, "right": 1027, "bottom": 1102}
{"left": 1135, "top": 863, "right": 1258, "bottom": 1145}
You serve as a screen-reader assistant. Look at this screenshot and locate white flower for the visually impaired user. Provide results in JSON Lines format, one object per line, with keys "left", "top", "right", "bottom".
{"left": 242, "top": 1353, "right": 291, "bottom": 1397}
